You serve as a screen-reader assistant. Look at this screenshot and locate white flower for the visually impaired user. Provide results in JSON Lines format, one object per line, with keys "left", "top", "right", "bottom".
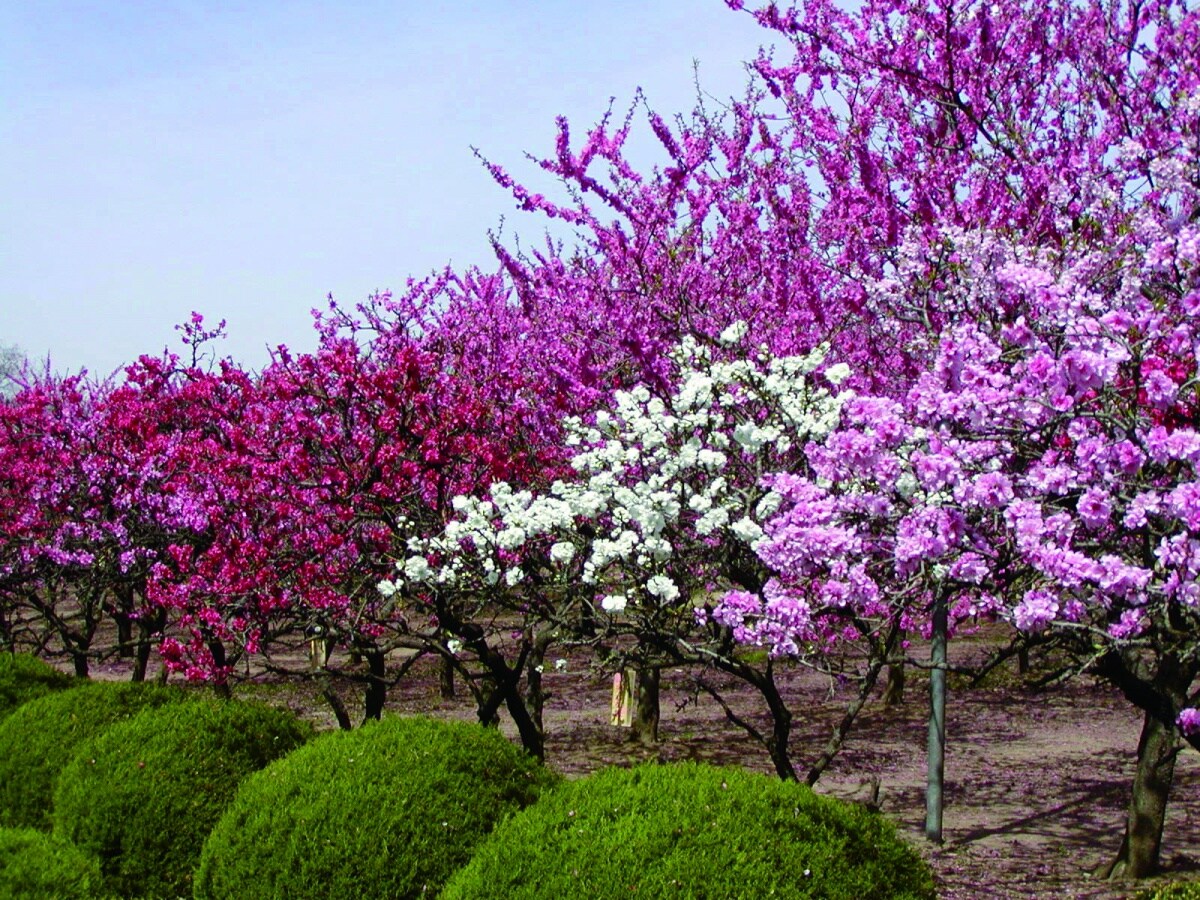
{"left": 695, "top": 506, "right": 730, "bottom": 535}
{"left": 550, "top": 541, "right": 576, "bottom": 564}
{"left": 447, "top": 639, "right": 463, "bottom": 655}
{"left": 730, "top": 516, "right": 765, "bottom": 545}
{"left": 376, "top": 579, "right": 397, "bottom": 598}
{"left": 554, "top": 658, "right": 568, "bottom": 672}
{"left": 755, "top": 492, "right": 783, "bottom": 518}
{"left": 601, "top": 594, "right": 627, "bottom": 613}
{"left": 719, "top": 320, "right": 749, "bottom": 345}
{"left": 505, "top": 567, "right": 525, "bottom": 586}
{"left": 824, "top": 362, "right": 852, "bottom": 385}
{"left": 404, "top": 556, "right": 432, "bottom": 582}
{"left": 732, "top": 421, "right": 760, "bottom": 452}
{"left": 645, "top": 574, "right": 680, "bottom": 603}
{"left": 496, "top": 527, "right": 528, "bottom": 550}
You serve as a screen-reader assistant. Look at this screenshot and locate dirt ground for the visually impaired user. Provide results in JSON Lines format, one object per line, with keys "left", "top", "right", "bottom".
{"left": 94, "top": 630, "right": 1200, "bottom": 900}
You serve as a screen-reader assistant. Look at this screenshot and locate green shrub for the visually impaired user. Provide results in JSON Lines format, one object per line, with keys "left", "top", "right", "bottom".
{"left": 1138, "top": 883, "right": 1200, "bottom": 899}
{"left": 0, "top": 681, "right": 183, "bottom": 831}
{"left": 442, "top": 762, "right": 936, "bottom": 900}
{"left": 53, "top": 698, "right": 311, "bottom": 900}
{"left": 0, "top": 653, "right": 74, "bottom": 722}
{"left": 0, "top": 826, "right": 103, "bottom": 899}
{"left": 194, "top": 715, "right": 560, "bottom": 900}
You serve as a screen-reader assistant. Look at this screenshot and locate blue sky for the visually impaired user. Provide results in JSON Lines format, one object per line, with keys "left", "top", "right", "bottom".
{"left": 1, "top": 1, "right": 772, "bottom": 379}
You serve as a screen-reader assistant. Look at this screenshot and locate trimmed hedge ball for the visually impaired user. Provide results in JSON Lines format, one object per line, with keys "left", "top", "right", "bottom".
{"left": 442, "top": 762, "right": 936, "bottom": 900}
{"left": 0, "top": 826, "right": 103, "bottom": 900}
{"left": 1138, "top": 884, "right": 1200, "bottom": 900}
{"left": 0, "top": 680, "right": 183, "bottom": 831}
{"left": 194, "top": 715, "right": 561, "bottom": 900}
{"left": 0, "top": 653, "right": 74, "bottom": 722}
{"left": 53, "top": 698, "right": 311, "bottom": 900}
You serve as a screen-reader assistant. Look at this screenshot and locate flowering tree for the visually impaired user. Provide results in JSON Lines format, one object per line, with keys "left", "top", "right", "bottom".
{"left": 0, "top": 372, "right": 110, "bottom": 671}
{"left": 458, "top": 0, "right": 1195, "bottom": 869}
{"left": 710, "top": 168, "right": 1199, "bottom": 868}
{"left": 382, "top": 330, "right": 882, "bottom": 772}
{"left": 908, "top": 221, "right": 1200, "bottom": 876}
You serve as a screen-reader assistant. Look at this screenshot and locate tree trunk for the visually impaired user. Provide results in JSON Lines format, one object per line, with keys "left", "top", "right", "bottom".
{"left": 882, "top": 660, "right": 906, "bottom": 706}
{"left": 503, "top": 681, "right": 545, "bottom": 760}
{"left": 469, "top": 639, "right": 544, "bottom": 759}
{"left": 70, "top": 650, "right": 89, "bottom": 679}
{"left": 758, "top": 666, "right": 795, "bottom": 782}
{"left": 115, "top": 612, "right": 134, "bottom": 659}
{"left": 131, "top": 610, "right": 164, "bottom": 683}
{"left": 1099, "top": 709, "right": 1180, "bottom": 879}
{"left": 131, "top": 641, "right": 149, "bottom": 682}
{"left": 439, "top": 655, "right": 456, "bottom": 699}
{"left": 1017, "top": 646, "right": 1030, "bottom": 676}
{"left": 322, "top": 685, "right": 353, "bottom": 731}
{"left": 695, "top": 659, "right": 797, "bottom": 781}
{"left": 807, "top": 652, "right": 889, "bottom": 786}
{"left": 362, "top": 649, "right": 387, "bottom": 722}
{"left": 206, "top": 637, "right": 232, "bottom": 698}
{"left": 630, "top": 666, "right": 660, "bottom": 746}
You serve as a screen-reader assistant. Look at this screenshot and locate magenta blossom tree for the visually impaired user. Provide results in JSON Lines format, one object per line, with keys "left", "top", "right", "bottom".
{"left": 717, "top": 169, "right": 1199, "bottom": 871}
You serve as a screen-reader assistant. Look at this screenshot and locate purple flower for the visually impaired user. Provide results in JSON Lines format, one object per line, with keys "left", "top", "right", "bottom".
{"left": 1077, "top": 488, "right": 1112, "bottom": 530}
{"left": 1108, "top": 608, "right": 1146, "bottom": 639}
{"left": 949, "top": 553, "right": 989, "bottom": 585}
{"left": 1166, "top": 482, "right": 1200, "bottom": 530}
{"left": 1013, "top": 589, "right": 1058, "bottom": 632}
{"left": 1177, "top": 708, "right": 1200, "bottom": 737}
{"left": 961, "top": 472, "right": 1014, "bottom": 509}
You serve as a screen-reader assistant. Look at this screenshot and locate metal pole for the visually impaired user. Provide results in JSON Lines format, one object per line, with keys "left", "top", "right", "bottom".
{"left": 925, "top": 590, "right": 948, "bottom": 843}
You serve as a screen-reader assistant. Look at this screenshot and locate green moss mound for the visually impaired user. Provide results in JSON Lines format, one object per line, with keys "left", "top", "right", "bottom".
{"left": 0, "top": 653, "right": 74, "bottom": 722}
{"left": 442, "top": 762, "right": 936, "bottom": 900}
{"left": 0, "top": 826, "right": 103, "bottom": 899}
{"left": 194, "top": 715, "right": 560, "bottom": 900}
{"left": 0, "top": 681, "right": 183, "bottom": 831}
{"left": 52, "top": 698, "right": 311, "bottom": 900}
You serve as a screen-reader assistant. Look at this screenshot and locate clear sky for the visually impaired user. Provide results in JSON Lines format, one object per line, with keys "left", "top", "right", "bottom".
{"left": 0, "top": 1, "right": 773, "bottom": 379}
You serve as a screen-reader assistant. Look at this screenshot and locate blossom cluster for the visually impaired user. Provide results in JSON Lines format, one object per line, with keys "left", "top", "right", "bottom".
{"left": 378, "top": 332, "right": 852, "bottom": 619}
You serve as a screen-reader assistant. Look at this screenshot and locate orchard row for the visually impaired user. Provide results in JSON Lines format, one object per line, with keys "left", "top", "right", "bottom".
{"left": 1, "top": 0, "right": 1197, "bottom": 879}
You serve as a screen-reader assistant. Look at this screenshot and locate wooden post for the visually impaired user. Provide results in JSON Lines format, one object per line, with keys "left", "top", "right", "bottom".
{"left": 306, "top": 625, "right": 329, "bottom": 672}
{"left": 610, "top": 669, "right": 636, "bottom": 727}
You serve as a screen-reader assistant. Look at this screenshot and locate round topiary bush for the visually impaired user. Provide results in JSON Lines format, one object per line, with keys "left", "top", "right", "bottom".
{"left": 0, "top": 680, "right": 183, "bottom": 831}
{"left": 52, "top": 698, "right": 311, "bottom": 900}
{"left": 1138, "top": 884, "right": 1200, "bottom": 900}
{"left": 0, "top": 826, "right": 103, "bottom": 899}
{"left": 194, "top": 715, "right": 561, "bottom": 900}
{"left": 442, "top": 762, "right": 937, "bottom": 900}
{"left": 0, "top": 653, "right": 74, "bottom": 722}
